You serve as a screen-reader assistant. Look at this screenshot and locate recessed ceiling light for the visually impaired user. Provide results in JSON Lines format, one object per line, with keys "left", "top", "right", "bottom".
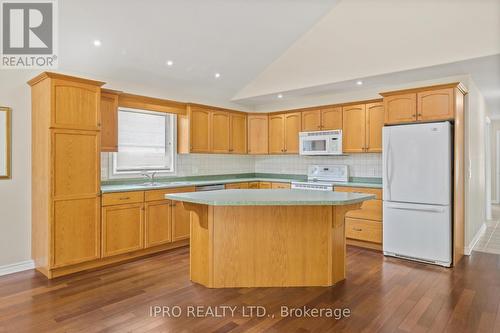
{"left": 277, "top": 94, "right": 283, "bottom": 99}
{"left": 166, "top": 60, "right": 174, "bottom": 66}
{"left": 93, "top": 39, "right": 102, "bottom": 47}
{"left": 214, "top": 73, "right": 221, "bottom": 79}
{"left": 356, "top": 80, "right": 363, "bottom": 86}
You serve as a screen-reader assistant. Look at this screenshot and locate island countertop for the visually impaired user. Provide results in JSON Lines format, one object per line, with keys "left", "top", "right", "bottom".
{"left": 165, "top": 189, "right": 375, "bottom": 206}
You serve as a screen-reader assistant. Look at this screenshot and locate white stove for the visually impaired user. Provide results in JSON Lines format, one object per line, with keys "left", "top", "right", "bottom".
{"left": 291, "top": 165, "right": 349, "bottom": 191}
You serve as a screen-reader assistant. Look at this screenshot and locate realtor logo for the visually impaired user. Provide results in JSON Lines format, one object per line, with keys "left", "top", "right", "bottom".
{"left": 1, "top": 0, "right": 58, "bottom": 68}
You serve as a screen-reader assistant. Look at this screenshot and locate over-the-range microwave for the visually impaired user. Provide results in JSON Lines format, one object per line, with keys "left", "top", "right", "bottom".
{"left": 299, "top": 130, "right": 343, "bottom": 155}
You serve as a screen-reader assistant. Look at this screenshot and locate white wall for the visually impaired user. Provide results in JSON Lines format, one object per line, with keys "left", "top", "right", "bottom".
{"left": 465, "top": 79, "right": 488, "bottom": 245}
{"left": 0, "top": 70, "right": 37, "bottom": 267}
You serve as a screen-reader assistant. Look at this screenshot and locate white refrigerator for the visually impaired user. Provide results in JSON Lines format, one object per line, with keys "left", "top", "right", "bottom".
{"left": 383, "top": 122, "right": 452, "bottom": 267}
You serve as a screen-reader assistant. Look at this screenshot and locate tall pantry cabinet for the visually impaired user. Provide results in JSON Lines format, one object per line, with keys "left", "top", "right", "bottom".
{"left": 29, "top": 72, "right": 104, "bottom": 278}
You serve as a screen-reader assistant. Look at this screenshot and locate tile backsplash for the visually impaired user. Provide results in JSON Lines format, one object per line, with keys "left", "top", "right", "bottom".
{"left": 101, "top": 153, "right": 382, "bottom": 180}
{"left": 254, "top": 154, "right": 382, "bottom": 178}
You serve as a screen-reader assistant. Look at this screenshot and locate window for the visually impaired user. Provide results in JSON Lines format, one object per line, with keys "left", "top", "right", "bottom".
{"left": 111, "top": 108, "right": 176, "bottom": 177}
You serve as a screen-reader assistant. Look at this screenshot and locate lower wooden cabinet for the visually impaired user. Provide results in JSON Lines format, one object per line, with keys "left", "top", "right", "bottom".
{"left": 259, "top": 182, "right": 272, "bottom": 189}
{"left": 172, "top": 201, "right": 191, "bottom": 241}
{"left": 225, "top": 182, "right": 249, "bottom": 189}
{"left": 145, "top": 200, "right": 172, "bottom": 248}
{"left": 271, "top": 182, "right": 291, "bottom": 189}
{"left": 102, "top": 203, "right": 145, "bottom": 257}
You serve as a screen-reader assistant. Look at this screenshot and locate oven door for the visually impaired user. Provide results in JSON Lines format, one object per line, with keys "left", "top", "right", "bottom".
{"left": 300, "top": 136, "right": 328, "bottom": 155}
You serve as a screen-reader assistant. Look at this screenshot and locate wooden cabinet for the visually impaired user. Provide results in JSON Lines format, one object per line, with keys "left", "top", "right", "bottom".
{"left": 102, "top": 203, "right": 144, "bottom": 257}
{"left": 417, "top": 88, "right": 454, "bottom": 121}
{"left": 321, "top": 107, "right": 343, "bottom": 130}
{"left": 384, "top": 93, "right": 416, "bottom": 124}
{"left": 382, "top": 84, "right": 464, "bottom": 125}
{"left": 212, "top": 111, "right": 230, "bottom": 153}
{"left": 53, "top": 197, "right": 101, "bottom": 267}
{"left": 225, "top": 182, "right": 249, "bottom": 189}
{"left": 247, "top": 114, "right": 268, "bottom": 154}
{"left": 269, "top": 114, "right": 285, "bottom": 154}
{"left": 335, "top": 186, "right": 383, "bottom": 250}
{"left": 172, "top": 201, "right": 190, "bottom": 242}
{"left": 301, "top": 107, "right": 342, "bottom": 131}
{"left": 190, "top": 106, "right": 212, "bottom": 153}
{"left": 342, "top": 104, "right": 366, "bottom": 153}
{"left": 259, "top": 182, "right": 272, "bottom": 189}
{"left": 269, "top": 112, "right": 301, "bottom": 154}
{"left": 366, "top": 102, "right": 384, "bottom": 152}
{"left": 343, "top": 102, "right": 383, "bottom": 153}
{"left": 271, "top": 182, "right": 291, "bottom": 189}
{"left": 145, "top": 200, "right": 172, "bottom": 248}
{"left": 301, "top": 109, "right": 321, "bottom": 131}
{"left": 248, "top": 182, "right": 260, "bottom": 189}
{"left": 29, "top": 72, "right": 105, "bottom": 278}
{"left": 100, "top": 90, "right": 119, "bottom": 152}
{"left": 230, "top": 113, "right": 247, "bottom": 154}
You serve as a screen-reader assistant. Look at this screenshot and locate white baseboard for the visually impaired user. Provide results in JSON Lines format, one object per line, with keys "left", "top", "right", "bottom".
{"left": 464, "top": 223, "right": 487, "bottom": 255}
{"left": 0, "top": 260, "right": 35, "bottom": 277}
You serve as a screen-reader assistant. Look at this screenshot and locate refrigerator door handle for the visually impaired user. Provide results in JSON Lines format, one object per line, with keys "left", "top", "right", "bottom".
{"left": 385, "top": 130, "right": 392, "bottom": 199}
{"left": 385, "top": 205, "right": 446, "bottom": 213}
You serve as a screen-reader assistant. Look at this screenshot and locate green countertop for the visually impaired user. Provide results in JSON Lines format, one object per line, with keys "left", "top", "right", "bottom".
{"left": 100, "top": 174, "right": 382, "bottom": 193}
{"left": 165, "top": 189, "right": 375, "bottom": 206}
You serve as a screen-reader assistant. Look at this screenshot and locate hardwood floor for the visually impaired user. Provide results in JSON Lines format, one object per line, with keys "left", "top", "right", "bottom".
{"left": 0, "top": 246, "right": 499, "bottom": 333}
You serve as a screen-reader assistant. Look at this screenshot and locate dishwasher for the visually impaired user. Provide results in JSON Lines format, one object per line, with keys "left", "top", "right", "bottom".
{"left": 195, "top": 184, "right": 225, "bottom": 192}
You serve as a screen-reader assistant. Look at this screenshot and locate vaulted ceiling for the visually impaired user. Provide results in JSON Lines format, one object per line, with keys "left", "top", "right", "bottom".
{"left": 57, "top": 0, "right": 499, "bottom": 111}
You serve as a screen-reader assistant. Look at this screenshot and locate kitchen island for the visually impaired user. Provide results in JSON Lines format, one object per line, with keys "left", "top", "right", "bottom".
{"left": 166, "top": 189, "right": 374, "bottom": 288}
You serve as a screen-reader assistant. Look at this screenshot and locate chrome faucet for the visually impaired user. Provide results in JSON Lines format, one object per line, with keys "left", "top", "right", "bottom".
{"left": 141, "top": 171, "right": 158, "bottom": 186}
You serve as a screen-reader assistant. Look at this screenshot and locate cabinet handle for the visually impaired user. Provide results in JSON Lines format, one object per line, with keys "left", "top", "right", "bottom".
{"left": 353, "top": 227, "right": 363, "bottom": 232}
{"left": 119, "top": 197, "right": 130, "bottom": 200}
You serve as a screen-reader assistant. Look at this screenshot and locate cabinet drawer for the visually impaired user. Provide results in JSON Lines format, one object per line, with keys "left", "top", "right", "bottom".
{"left": 102, "top": 191, "right": 144, "bottom": 206}
{"left": 225, "top": 182, "right": 249, "bottom": 190}
{"left": 271, "top": 182, "right": 291, "bottom": 189}
{"left": 248, "top": 182, "right": 260, "bottom": 189}
{"left": 144, "top": 187, "right": 195, "bottom": 202}
{"left": 334, "top": 186, "right": 382, "bottom": 200}
{"left": 259, "top": 182, "right": 272, "bottom": 189}
{"left": 345, "top": 218, "right": 382, "bottom": 244}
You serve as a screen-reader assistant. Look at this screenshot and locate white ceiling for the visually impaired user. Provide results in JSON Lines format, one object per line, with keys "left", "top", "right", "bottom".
{"left": 57, "top": 0, "right": 340, "bottom": 108}
{"left": 56, "top": 0, "right": 500, "bottom": 113}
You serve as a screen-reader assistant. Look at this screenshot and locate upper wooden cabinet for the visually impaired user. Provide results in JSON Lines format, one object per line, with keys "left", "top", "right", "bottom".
{"left": 382, "top": 83, "right": 466, "bottom": 125}
{"left": 247, "top": 114, "right": 268, "bottom": 154}
{"left": 383, "top": 93, "right": 417, "bottom": 124}
{"left": 343, "top": 104, "right": 367, "bottom": 153}
{"left": 230, "top": 113, "right": 247, "bottom": 154}
{"left": 301, "top": 107, "right": 342, "bottom": 132}
{"left": 212, "top": 111, "right": 230, "bottom": 153}
{"left": 366, "top": 102, "right": 384, "bottom": 152}
{"left": 417, "top": 88, "right": 454, "bottom": 121}
{"left": 343, "top": 102, "right": 384, "bottom": 153}
{"left": 269, "top": 112, "right": 301, "bottom": 154}
{"left": 100, "top": 90, "right": 120, "bottom": 152}
{"left": 178, "top": 105, "right": 247, "bottom": 154}
{"left": 301, "top": 109, "right": 321, "bottom": 131}
{"left": 189, "top": 106, "right": 212, "bottom": 153}
{"left": 321, "top": 107, "right": 343, "bottom": 130}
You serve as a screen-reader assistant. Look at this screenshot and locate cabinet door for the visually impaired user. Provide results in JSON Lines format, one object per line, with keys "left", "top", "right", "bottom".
{"left": 268, "top": 114, "right": 284, "bottom": 154}
{"left": 321, "top": 107, "right": 342, "bottom": 130}
{"left": 271, "top": 182, "right": 291, "bottom": 189}
{"left": 284, "top": 112, "right": 301, "bottom": 154}
{"left": 172, "top": 201, "right": 191, "bottom": 241}
{"left": 247, "top": 115, "right": 268, "bottom": 154}
{"left": 301, "top": 109, "right": 321, "bottom": 131}
{"left": 417, "top": 88, "right": 454, "bottom": 121}
{"left": 366, "top": 102, "right": 384, "bottom": 153}
{"left": 52, "top": 130, "right": 99, "bottom": 198}
{"left": 102, "top": 203, "right": 144, "bottom": 257}
{"left": 212, "top": 111, "right": 230, "bottom": 153}
{"left": 52, "top": 197, "right": 101, "bottom": 267}
{"left": 52, "top": 79, "right": 101, "bottom": 131}
{"left": 145, "top": 200, "right": 172, "bottom": 248}
{"left": 100, "top": 92, "right": 119, "bottom": 152}
{"left": 342, "top": 104, "right": 366, "bottom": 153}
{"left": 230, "top": 113, "right": 247, "bottom": 154}
{"left": 384, "top": 93, "right": 417, "bottom": 124}
{"left": 190, "top": 107, "right": 212, "bottom": 152}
